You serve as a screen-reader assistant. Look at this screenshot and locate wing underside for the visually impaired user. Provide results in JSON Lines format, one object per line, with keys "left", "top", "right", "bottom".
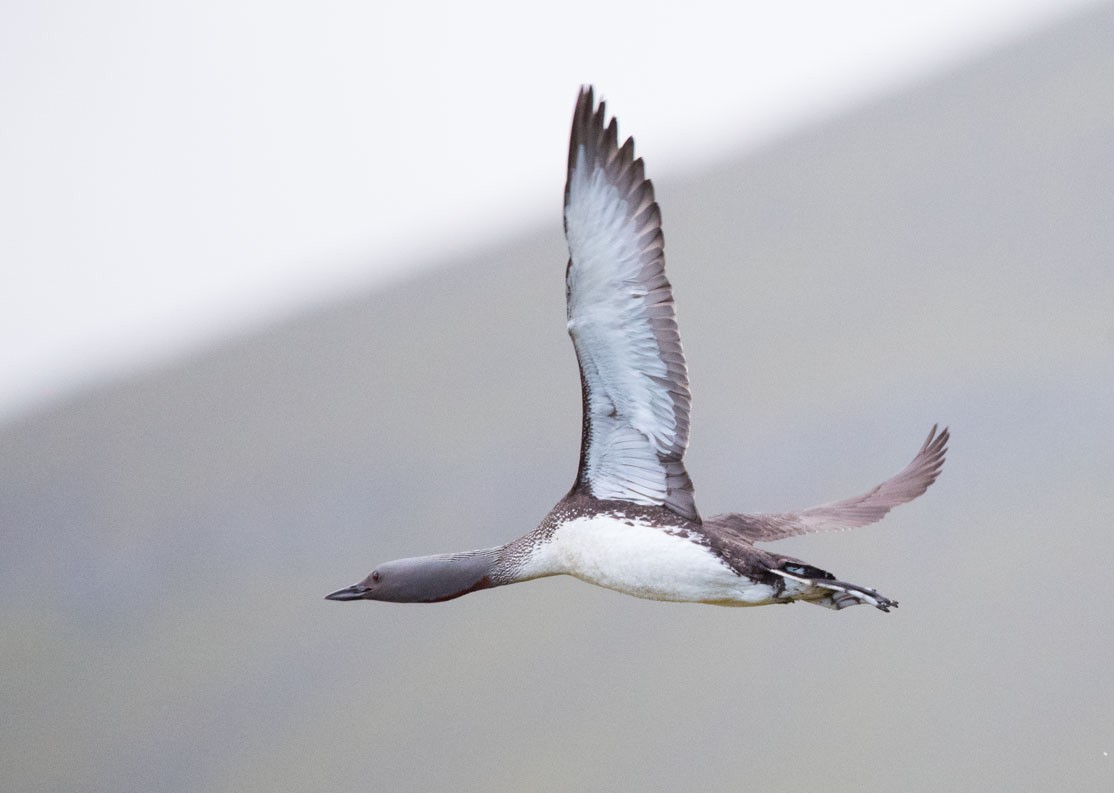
{"left": 563, "top": 86, "right": 698, "bottom": 522}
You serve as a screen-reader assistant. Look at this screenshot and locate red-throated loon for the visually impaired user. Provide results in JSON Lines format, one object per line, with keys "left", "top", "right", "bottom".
{"left": 326, "top": 87, "right": 948, "bottom": 611}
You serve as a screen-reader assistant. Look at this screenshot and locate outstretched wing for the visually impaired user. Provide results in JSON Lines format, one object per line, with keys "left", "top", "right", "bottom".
{"left": 705, "top": 426, "right": 949, "bottom": 542}
{"left": 563, "top": 86, "right": 698, "bottom": 523}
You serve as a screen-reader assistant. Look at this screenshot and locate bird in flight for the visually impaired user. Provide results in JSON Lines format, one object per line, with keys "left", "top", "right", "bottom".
{"left": 326, "top": 87, "right": 948, "bottom": 612}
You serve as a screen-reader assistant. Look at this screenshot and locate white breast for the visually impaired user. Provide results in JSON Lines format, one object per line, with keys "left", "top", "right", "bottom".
{"left": 520, "top": 515, "right": 777, "bottom": 605}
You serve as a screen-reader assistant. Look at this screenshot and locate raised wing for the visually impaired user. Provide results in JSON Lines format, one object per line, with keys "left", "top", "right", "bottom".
{"left": 705, "top": 426, "right": 949, "bottom": 542}
{"left": 562, "top": 86, "right": 698, "bottom": 522}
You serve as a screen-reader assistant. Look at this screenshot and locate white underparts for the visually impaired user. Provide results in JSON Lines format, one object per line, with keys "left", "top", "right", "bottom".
{"left": 518, "top": 515, "right": 777, "bottom": 606}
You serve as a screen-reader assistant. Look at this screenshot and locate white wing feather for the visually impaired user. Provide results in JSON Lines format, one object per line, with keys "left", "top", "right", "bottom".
{"left": 563, "top": 87, "right": 697, "bottom": 522}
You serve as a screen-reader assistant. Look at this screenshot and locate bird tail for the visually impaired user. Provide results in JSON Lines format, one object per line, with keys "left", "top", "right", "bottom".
{"left": 769, "top": 562, "right": 898, "bottom": 612}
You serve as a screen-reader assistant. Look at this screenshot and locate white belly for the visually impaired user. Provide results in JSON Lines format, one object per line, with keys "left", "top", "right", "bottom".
{"left": 521, "top": 515, "right": 777, "bottom": 605}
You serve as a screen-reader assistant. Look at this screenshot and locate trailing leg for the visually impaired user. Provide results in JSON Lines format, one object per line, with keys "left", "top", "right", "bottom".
{"left": 769, "top": 561, "right": 898, "bottom": 612}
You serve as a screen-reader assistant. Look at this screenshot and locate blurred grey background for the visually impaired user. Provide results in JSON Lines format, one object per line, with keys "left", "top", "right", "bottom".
{"left": 3, "top": 4, "right": 1114, "bottom": 792}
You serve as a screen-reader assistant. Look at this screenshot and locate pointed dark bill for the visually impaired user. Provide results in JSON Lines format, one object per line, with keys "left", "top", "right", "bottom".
{"left": 324, "top": 584, "right": 368, "bottom": 601}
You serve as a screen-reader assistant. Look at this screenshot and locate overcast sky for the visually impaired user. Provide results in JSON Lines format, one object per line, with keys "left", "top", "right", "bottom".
{"left": 0, "top": 0, "right": 1100, "bottom": 421}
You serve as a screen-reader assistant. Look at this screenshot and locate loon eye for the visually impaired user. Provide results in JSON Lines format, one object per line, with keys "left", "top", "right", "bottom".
{"left": 371, "top": 571, "right": 380, "bottom": 583}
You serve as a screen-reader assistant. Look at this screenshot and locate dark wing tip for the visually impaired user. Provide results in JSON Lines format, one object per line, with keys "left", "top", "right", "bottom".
{"left": 915, "top": 424, "right": 950, "bottom": 490}
{"left": 568, "top": 86, "right": 598, "bottom": 174}
{"left": 565, "top": 87, "right": 650, "bottom": 226}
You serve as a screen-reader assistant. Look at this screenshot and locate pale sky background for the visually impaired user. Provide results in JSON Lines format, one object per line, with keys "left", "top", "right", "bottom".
{"left": 0, "top": 0, "right": 1101, "bottom": 422}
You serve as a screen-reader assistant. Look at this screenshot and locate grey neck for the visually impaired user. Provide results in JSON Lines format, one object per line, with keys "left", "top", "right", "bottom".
{"left": 375, "top": 546, "right": 507, "bottom": 603}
